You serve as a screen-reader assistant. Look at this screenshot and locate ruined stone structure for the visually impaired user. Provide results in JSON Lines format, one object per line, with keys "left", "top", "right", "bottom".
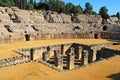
{"left": 67, "top": 47, "right": 75, "bottom": 70}
{"left": 76, "top": 46, "right": 83, "bottom": 60}
{"left": 0, "top": 7, "right": 120, "bottom": 44}
{"left": 1, "top": 42, "right": 119, "bottom": 72}
{"left": 81, "top": 50, "right": 89, "bottom": 65}
{"left": 0, "top": 55, "right": 29, "bottom": 68}
{"left": 42, "top": 52, "right": 50, "bottom": 61}
{"left": 54, "top": 56, "right": 63, "bottom": 70}
{"left": 91, "top": 47, "right": 97, "bottom": 62}
{"left": 0, "top": 7, "right": 120, "bottom": 72}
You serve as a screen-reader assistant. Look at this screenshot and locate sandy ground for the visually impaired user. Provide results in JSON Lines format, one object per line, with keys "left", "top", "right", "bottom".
{"left": 109, "top": 45, "right": 120, "bottom": 50}
{"left": 0, "top": 55, "right": 120, "bottom": 80}
{"left": 0, "top": 39, "right": 120, "bottom": 80}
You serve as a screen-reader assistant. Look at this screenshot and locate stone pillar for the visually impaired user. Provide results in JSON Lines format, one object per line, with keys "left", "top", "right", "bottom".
{"left": 92, "top": 49, "right": 97, "bottom": 62}
{"left": 39, "top": 47, "right": 44, "bottom": 58}
{"left": 56, "top": 45, "right": 62, "bottom": 55}
{"left": 49, "top": 46, "right": 54, "bottom": 58}
{"left": 70, "top": 47, "right": 74, "bottom": 53}
{"left": 30, "top": 48, "right": 34, "bottom": 60}
{"left": 42, "top": 52, "right": 50, "bottom": 61}
{"left": 81, "top": 50, "right": 89, "bottom": 65}
{"left": 67, "top": 47, "right": 75, "bottom": 70}
{"left": 76, "top": 46, "right": 82, "bottom": 60}
{"left": 63, "top": 44, "right": 71, "bottom": 55}
{"left": 54, "top": 56, "right": 63, "bottom": 70}
{"left": 63, "top": 45, "right": 66, "bottom": 55}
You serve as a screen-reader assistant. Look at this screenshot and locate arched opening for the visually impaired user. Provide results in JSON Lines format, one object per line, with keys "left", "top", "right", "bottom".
{"left": 73, "top": 26, "right": 80, "bottom": 31}
{"left": 4, "top": 25, "right": 12, "bottom": 32}
{"left": 94, "top": 34, "right": 98, "bottom": 39}
{"left": 25, "top": 34, "right": 30, "bottom": 41}
{"left": 103, "top": 25, "right": 108, "bottom": 31}
{"left": 61, "top": 32, "right": 64, "bottom": 35}
{"left": 47, "top": 46, "right": 50, "bottom": 51}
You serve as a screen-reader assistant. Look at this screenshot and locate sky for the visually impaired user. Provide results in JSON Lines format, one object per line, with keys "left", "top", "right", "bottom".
{"left": 37, "top": 0, "right": 120, "bottom": 15}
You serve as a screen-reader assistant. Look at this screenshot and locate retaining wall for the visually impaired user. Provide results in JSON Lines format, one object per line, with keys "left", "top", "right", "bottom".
{"left": 0, "top": 32, "right": 120, "bottom": 44}
{"left": 0, "top": 55, "right": 29, "bottom": 68}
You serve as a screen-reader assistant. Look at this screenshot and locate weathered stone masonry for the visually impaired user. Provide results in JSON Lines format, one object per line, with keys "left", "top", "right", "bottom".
{"left": 0, "top": 31, "right": 120, "bottom": 44}
{"left": 0, "top": 42, "right": 119, "bottom": 71}
{"left": 0, "top": 55, "right": 29, "bottom": 68}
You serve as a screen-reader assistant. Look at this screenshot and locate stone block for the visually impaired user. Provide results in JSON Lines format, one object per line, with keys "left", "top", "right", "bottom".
{"left": 67, "top": 52, "right": 75, "bottom": 70}
{"left": 42, "top": 52, "right": 50, "bottom": 61}
{"left": 54, "top": 56, "right": 63, "bottom": 70}
{"left": 81, "top": 50, "right": 89, "bottom": 65}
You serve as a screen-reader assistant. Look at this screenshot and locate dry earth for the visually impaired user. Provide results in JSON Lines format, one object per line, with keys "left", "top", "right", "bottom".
{"left": 109, "top": 45, "right": 120, "bottom": 50}
{"left": 0, "top": 39, "right": 120, "bottom": 80}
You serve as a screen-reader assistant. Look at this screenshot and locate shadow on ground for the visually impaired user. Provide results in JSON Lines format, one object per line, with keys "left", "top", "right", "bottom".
{"left": 107, "top": 72, "right": 120, "bottom": 80}
{"left": 107, "top": 39, "right": 120, "bottom": 43}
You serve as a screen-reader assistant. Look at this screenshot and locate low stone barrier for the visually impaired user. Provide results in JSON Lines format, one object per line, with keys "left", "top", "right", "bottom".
{"left": 0, "top": 55, "right": 29, "bottom": 68}
{"left": 0, "top": 32, "right": 120, "bottom": 44}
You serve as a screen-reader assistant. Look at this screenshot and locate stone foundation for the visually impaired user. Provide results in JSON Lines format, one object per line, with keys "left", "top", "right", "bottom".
{"left": 1, "top": 42, "right": 120, "bottom": 72}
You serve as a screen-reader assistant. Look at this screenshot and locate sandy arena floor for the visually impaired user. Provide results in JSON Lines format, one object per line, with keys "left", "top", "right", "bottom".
{"left": 109, "top": 45, "right": 120, "bottom": 50}
{"left": 0, "top": 39, "right": 120, "bottom": 80}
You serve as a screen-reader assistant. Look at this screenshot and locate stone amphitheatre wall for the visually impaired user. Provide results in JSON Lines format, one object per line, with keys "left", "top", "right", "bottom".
{"left": 94, "top": 31, "right": 120, "bottom": 40}
{"left": 0, "top": 7, "right": 120, "bottom": 44}
{"left": 0, "top": 31, "right": 120, "bottom": 44}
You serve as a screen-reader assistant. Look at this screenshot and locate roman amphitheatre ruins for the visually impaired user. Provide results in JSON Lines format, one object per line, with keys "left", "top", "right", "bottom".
{"left": 0, "top": 7, "right": 120, "bottom": 80}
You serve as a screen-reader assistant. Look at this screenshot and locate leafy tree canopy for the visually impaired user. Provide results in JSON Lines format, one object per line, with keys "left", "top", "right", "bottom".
{"left": 99, "top": 6, "right": 109, "bottom": 20}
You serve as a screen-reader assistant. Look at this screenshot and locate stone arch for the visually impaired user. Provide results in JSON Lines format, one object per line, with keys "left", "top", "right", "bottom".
{"left": 25, "top": 34, "right": 30, "bottom": 41}
{"left": 4, "top": 25, "right": 12, "bottom": 32}
{"left": 94, "top": 34, "right": 99, "bottom": 39}
{"left": 103, "top": 25, "right": 108, "bottom": 31}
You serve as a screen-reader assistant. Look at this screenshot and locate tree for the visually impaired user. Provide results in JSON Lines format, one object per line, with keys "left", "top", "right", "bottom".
{"left": 10, "top": 0, "right": 15, "bottom": 6}
{"left": 17, "top": 0, "right": 27, "bottom": 9}
{"left": 92, "top": 11, "right": 97, "bottom": 15}
{"left": 99, "top": 6, "right": 109, "bottom": 21}
{"left": 116, "top": 12, "right": 120, "bottom": 20}
{"left": 0, "top": 0, "right": 15, "bottom": 7}
{"left": 84, "top": 2, "right": 93, "bottom": 14}
{"left": 74, "top": 5, "right": 83, "bottom": 14}
{"left": 48, "top": 0, "right": 56, "bottom": 11}
{"left": 22, "top": 0, "right": 27, "bottom": 9}
{"left": 34, "top": 0, "right": 39, "bottom": 9}
{"left": 13, "top": 0, "right": 19, "bottom": 7}
{"left": 65, "top": 2, "right": 74, "bottom": 14}
{"left": 0, "top": 1, "right": 3, "bottom": 6}
{"left": 27, "top": 3, "right": 34, "bottom": 10}
{"left": 55, "top": 0, "right": 65, "bottom": 13}
{"left": 38, "top": 2, "right": 49, "bottom": 10}
{"left": 47, "top": 0, "right": 65, "bottom": 13}
{"left": 70, "top": 5, "right": 83, "bottom": 14}
{"left": 30, "top": 0, "right": 34, "bottom": 4}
